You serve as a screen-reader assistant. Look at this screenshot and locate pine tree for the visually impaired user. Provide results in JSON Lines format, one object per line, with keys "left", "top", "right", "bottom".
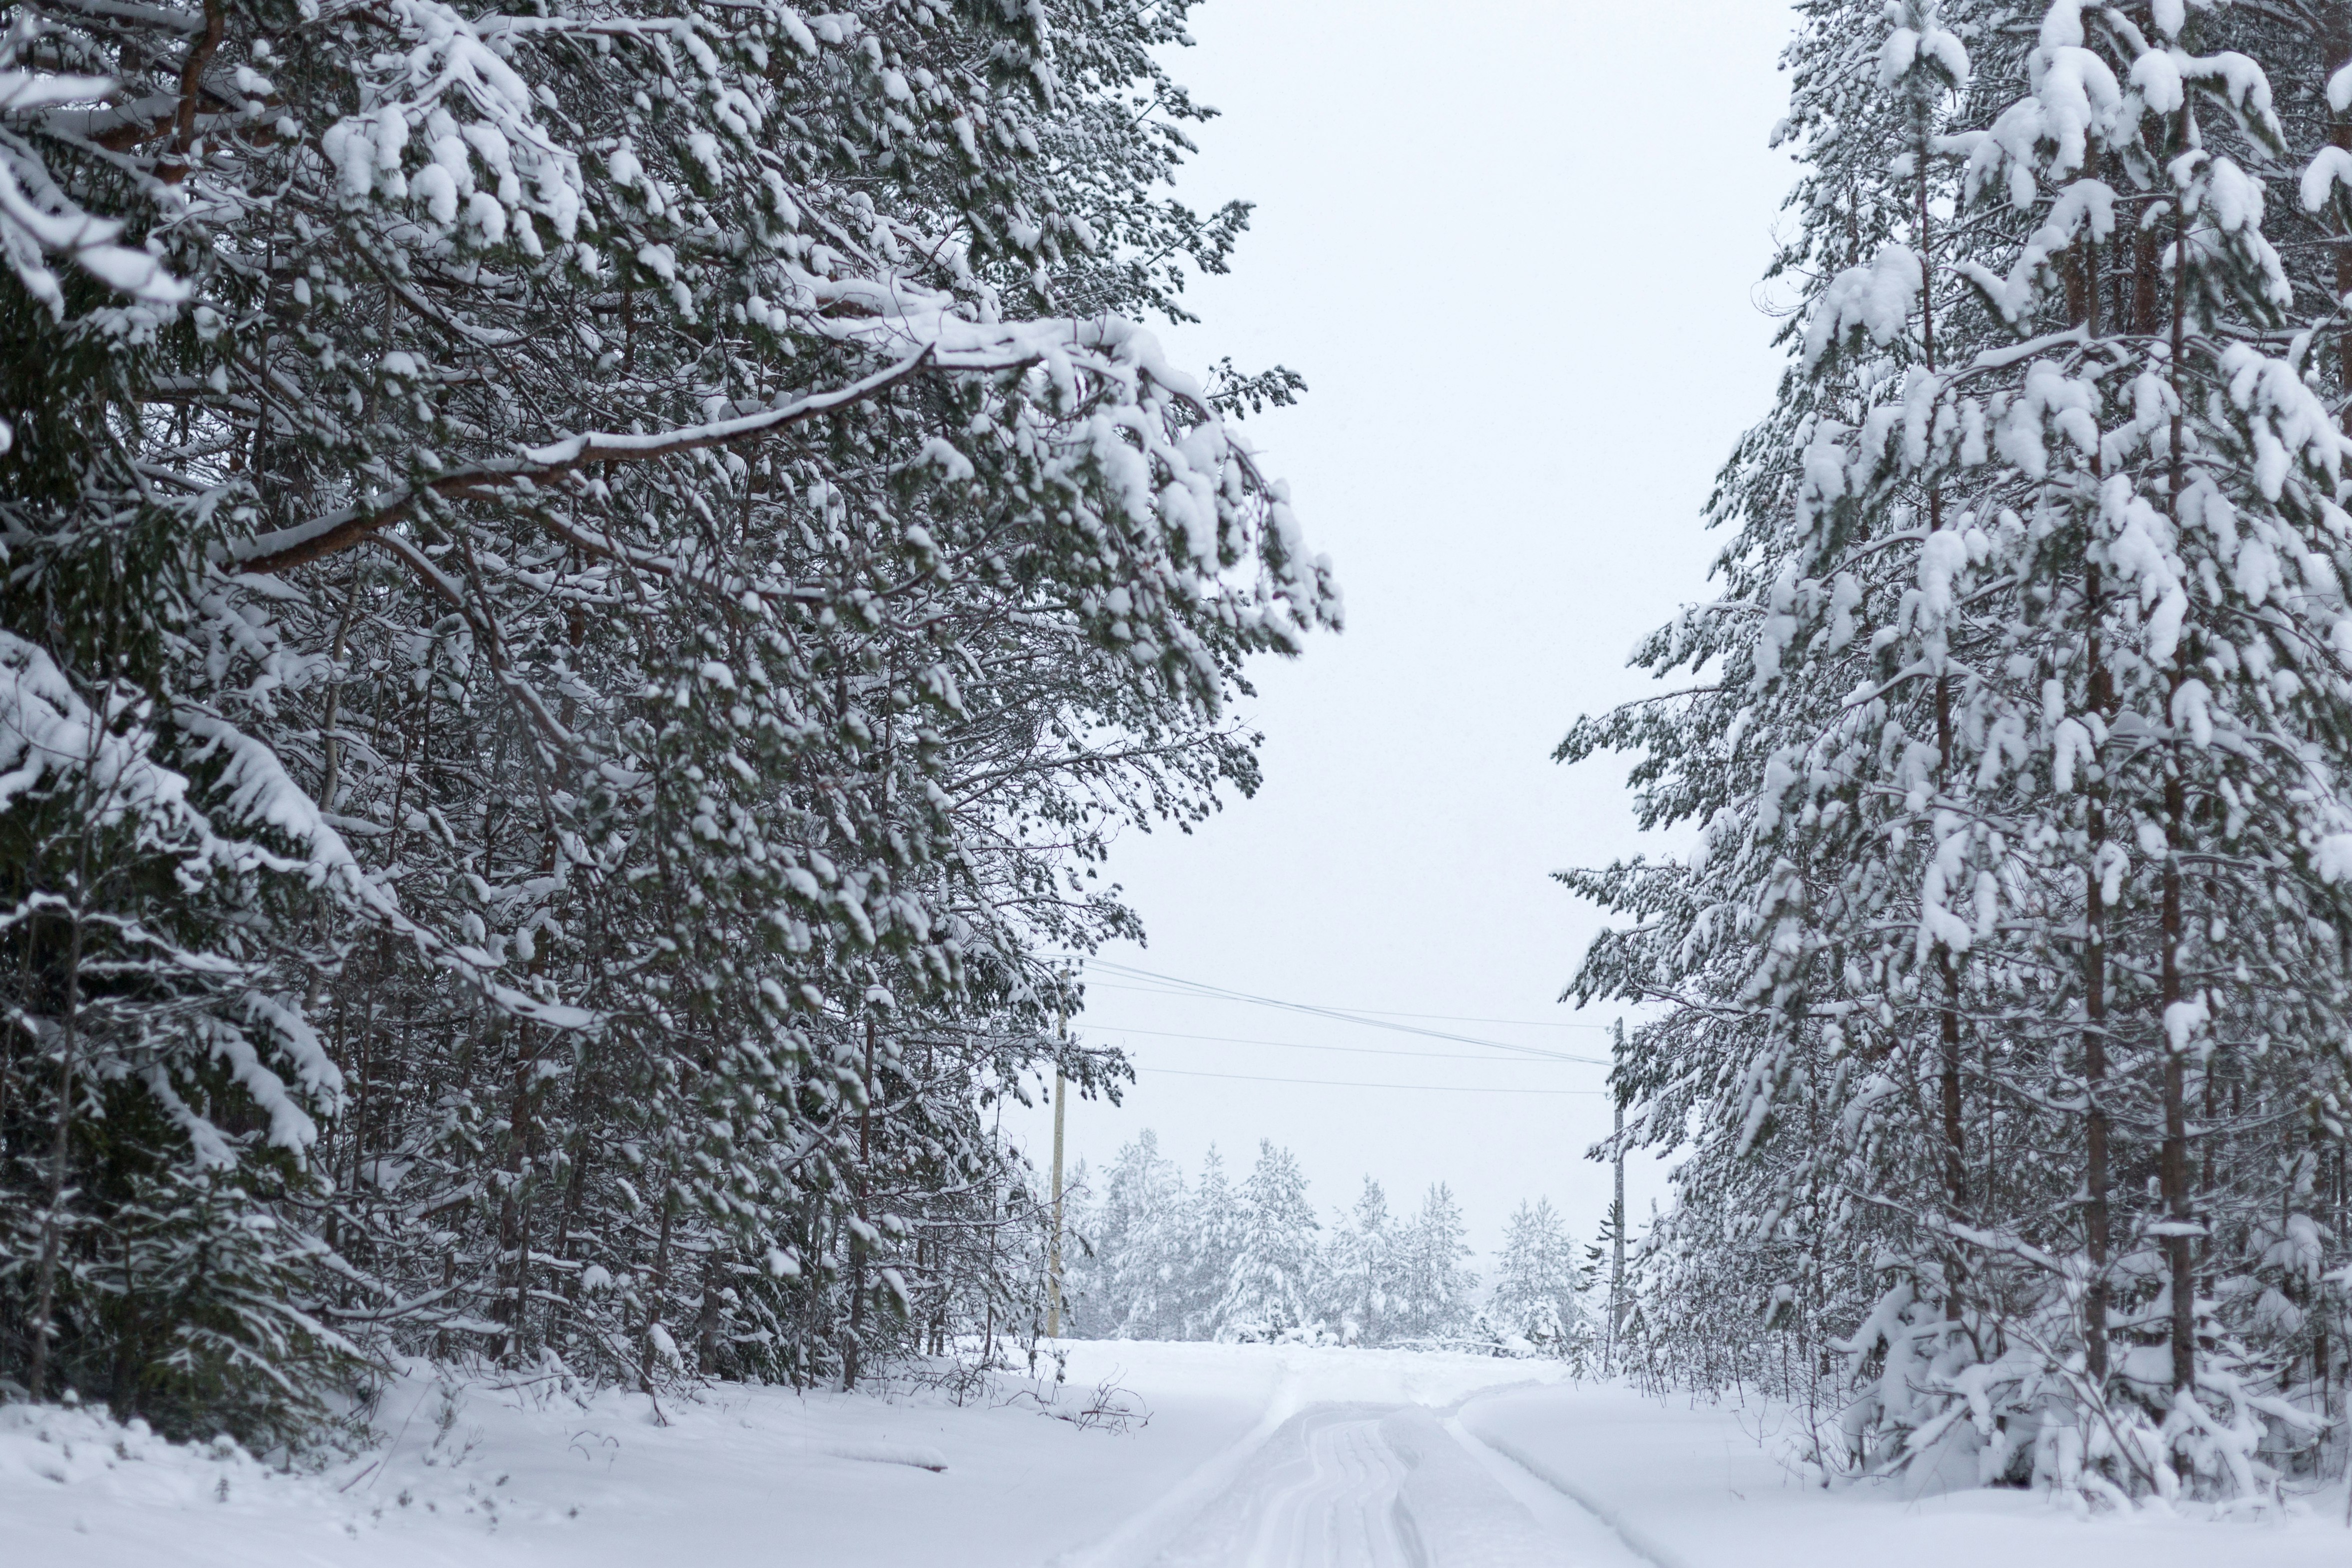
{"left": 1489, "top": 1199, "right": 1583, "bottom": 1356}
{"left": 0, "top": 0, "right": 1334, "bottom": 1436}
{"left": 1214, "top": 1140, "right": 1319, "bottom": 1339}
{"left": 1567, "top": 0, "right": 2352, "bottom": 1504}
{"left": 1395, "top": 1182, "right": 1476, "bottom": 1343}
{"left": 1319, "top": 1177, "right": 1398, "bottom": 1346}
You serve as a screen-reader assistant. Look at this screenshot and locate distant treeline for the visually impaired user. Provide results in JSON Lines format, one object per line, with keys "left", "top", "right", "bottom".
{"left": 1063, "top": 1132, "right": 1620, "bottom": 1358}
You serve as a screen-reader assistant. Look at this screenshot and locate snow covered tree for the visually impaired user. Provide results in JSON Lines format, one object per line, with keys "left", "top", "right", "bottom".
{"left": 1488, "top": 1199, "right": 1583, "bottom": 1356}
{"left": 1177, "top": 1142, "right": 1241, "bottom": 1339}
{"left": 1568, "top": 0, "right": 2352, "bottom": 1504}
{"left": 1069, "top": 1130, "right": 1187, "bottom": 1340}
{"left": 1394, "top": 1183, "right": 1476, "bottom": 1343}
{"left": 1214, "top": 1139, "right": 1318, "bottom": 1338}
{"left": 1319, "top": 1176, "right": 1399, "bottom": 1346}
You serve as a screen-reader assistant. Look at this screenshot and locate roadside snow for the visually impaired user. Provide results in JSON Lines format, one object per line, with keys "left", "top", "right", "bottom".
{"left": 1461, "top": 1381, "right": 2352, "bottom": 1568}
{"left": 2, "top": 1344, "right": 1549, "bottom": 1568}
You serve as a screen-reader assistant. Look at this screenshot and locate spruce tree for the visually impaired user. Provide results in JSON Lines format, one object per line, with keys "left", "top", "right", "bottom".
{"left": 1396, "top": 1182, "right": 1475, "bottom": 1343}
{"left": 1071, "top": 1129, "right": 1186, "bottom": 1340}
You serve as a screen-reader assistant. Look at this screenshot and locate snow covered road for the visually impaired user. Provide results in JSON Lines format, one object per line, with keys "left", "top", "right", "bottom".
{"left": 18, "top": 1345, "right": 2352, "bottom": 1567}
{"left": 1132, "top": 1395, "right": 1651, "bottom": 1568}
{"left": 1152, "top": 1405, "right": 1420, "bottom": 1568}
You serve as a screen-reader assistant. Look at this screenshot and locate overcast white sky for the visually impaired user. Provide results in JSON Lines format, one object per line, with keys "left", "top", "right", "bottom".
{"left": 1006, "top": 0, "right": 1800, "bottom": 1269}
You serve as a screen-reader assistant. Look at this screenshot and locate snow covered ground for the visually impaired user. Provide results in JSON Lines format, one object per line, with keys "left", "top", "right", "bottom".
{"left": 7, "top": 1344, "right": 2350, "bottom": 1566}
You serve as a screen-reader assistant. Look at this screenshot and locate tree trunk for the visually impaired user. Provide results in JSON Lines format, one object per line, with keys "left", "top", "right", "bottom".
{"left": 2161, "top": 190, "right": 2197, "bottom": 1397}
{"left": 641, "top": 1183, "right": 673, "bottom": 1394}
{"left": 2071, "top": 147, "right": 2116, "bottom": 1387}
{"left": 1918, "top": 138, "right": 1966, "bottom": 1313}
{"left": 1935, "top": 621, "right": 1967, "bottom": 1318}
{"left": 546, "top": 1123, "right": 589, "bottom": 1347}
{"left": 495, "top": 1016, "right": 542, "bottom": 1367}
{"left": 26, "top": 896, "right": 87, "bottom": 1404}
{"left": 845, "top": 1015, "right": 875, "bottom": 1390}
{"left": 2160, "top": 734, "right": 2195, "bottom": 1394}
{"left": 697, "top": 1252, "right": 721, "bottom": 1375}
{"left": 2083, "top": 565, "right": 2113, "bottom": 1383}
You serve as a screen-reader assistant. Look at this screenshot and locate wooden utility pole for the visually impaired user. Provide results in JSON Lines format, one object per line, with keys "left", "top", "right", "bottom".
{"left": 1047, "top": 1000, "right": 1068, "bottom": 1339}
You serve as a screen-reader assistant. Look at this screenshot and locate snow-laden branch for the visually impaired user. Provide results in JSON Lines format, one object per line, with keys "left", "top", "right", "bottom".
{"left": 230, "top": 347, "right": 938, "bottom": 574}
{"left": 233, "top": 302, "right": 1269, "bottom": 580}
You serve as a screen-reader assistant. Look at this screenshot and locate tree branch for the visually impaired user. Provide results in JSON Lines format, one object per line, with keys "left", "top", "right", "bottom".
{"left": 231, "top": 346, "right": 937, "bottom": 575}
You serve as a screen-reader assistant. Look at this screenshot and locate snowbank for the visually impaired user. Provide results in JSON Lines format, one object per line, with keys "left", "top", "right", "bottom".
{"left": 1461, "top": 1380, "right": 2352, "bottom": 1568}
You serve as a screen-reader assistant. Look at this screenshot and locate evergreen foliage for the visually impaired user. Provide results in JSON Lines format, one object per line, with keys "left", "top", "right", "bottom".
{"left": 1214, "top": 1139, "right": 1319, "bottom": 1338}
{"left": 1322, "top": 1177, "right": 1397, "bottom": 1346}
{"left": 0, "top": 0, "right": 1333, "bottom": 1443}
{"left": 1064, "top": 1129, "right": 1592, "bottom": 1354}
{"left": 1394, "top": 1182, "right": 1477, "bottom": 1343}
{"left": 1177, "top": 1141, "right": 1239, "bottom": 1338}
{"left": 1489, "top": 1198, "right": 1584, "bottom": 1355}
{"left": 1568, "top": 0, "right": 2352, "bottom": 1503}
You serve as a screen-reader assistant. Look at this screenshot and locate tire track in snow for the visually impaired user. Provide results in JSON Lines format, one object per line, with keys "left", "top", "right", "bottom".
{"left": 1146, "top": 1406, "right": 1420, "bottom": 1568}
{"left": 1046, "top": 1364, "right": 1310, "bottom": 1568}
{"left": 1052, "top": 1357, "right": 1595, "bottom": 1568}
{"left": 1140, "top": 1404, "right": 1586, "bottom": 1568}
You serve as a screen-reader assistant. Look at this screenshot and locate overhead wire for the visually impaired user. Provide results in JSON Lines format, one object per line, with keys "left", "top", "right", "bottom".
{"left": 1080, "top": 976, "right": 1614, "bottom": 1031}
{"left": 1085, "top": 1022, "right": 1593, "bottom": 1065}
{"left": 1138, "top": 1067, "right": 1607, "bottom": 1095}
{"left": 1039, "top": 957, "right": 1628, "bottom": 1099}
{"left": 1059, "top": 957, "right": 1616, "bottom": 1066}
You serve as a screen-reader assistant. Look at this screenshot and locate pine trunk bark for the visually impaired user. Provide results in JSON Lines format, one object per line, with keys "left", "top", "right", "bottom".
{"left": 25, "top": 895, "right": 87, "bottom": 1405}
{"left": 641, "top": 1183, "right": 673, "bottom": 1395}
{"left": 2160, "top": 191, "right": 2197, "bottom": 1396}
{"left": 845, "top": 1016, "right": 875, "bottom": 1389}
{"left": 1919, "top": 145, "right": 1966, "bottom": 1313}
{"left": 2074, "top": 154, "right": 2114, "bottom": 1386}
{"left": 2161, "top": 736, "right": 2195, "bottom": 1394}
{"left": 2083, "top": 565, "right": 2113, "bottom": 1382}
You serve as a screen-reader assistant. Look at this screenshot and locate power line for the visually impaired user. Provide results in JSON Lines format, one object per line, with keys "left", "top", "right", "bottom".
{"left": 1085, "top": 1022, "right": 1599, "bottom": 1065}
{"left": 1139, "top": 1067, "right": 1607, "bottom": 1096}
{"left": 1062, "top": 958, "right": 1615, "bottom": 1065}
{"left": 1081, "top": 976, "right": 1612, "bottom": 1031}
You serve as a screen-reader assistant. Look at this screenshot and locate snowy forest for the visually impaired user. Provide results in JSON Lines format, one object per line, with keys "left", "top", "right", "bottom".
{"left": 1061, "top": 1131, "right": 1618, "bottom": 1359}
{"left": 0, "top": 0, "right": 1335, "bottom": 1446}
{"left": 1567, "top": 0, "right": 2352, "bottom": 1509}
{"left": 18, "top": 0, "right": 2352, "bottom": 1533}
